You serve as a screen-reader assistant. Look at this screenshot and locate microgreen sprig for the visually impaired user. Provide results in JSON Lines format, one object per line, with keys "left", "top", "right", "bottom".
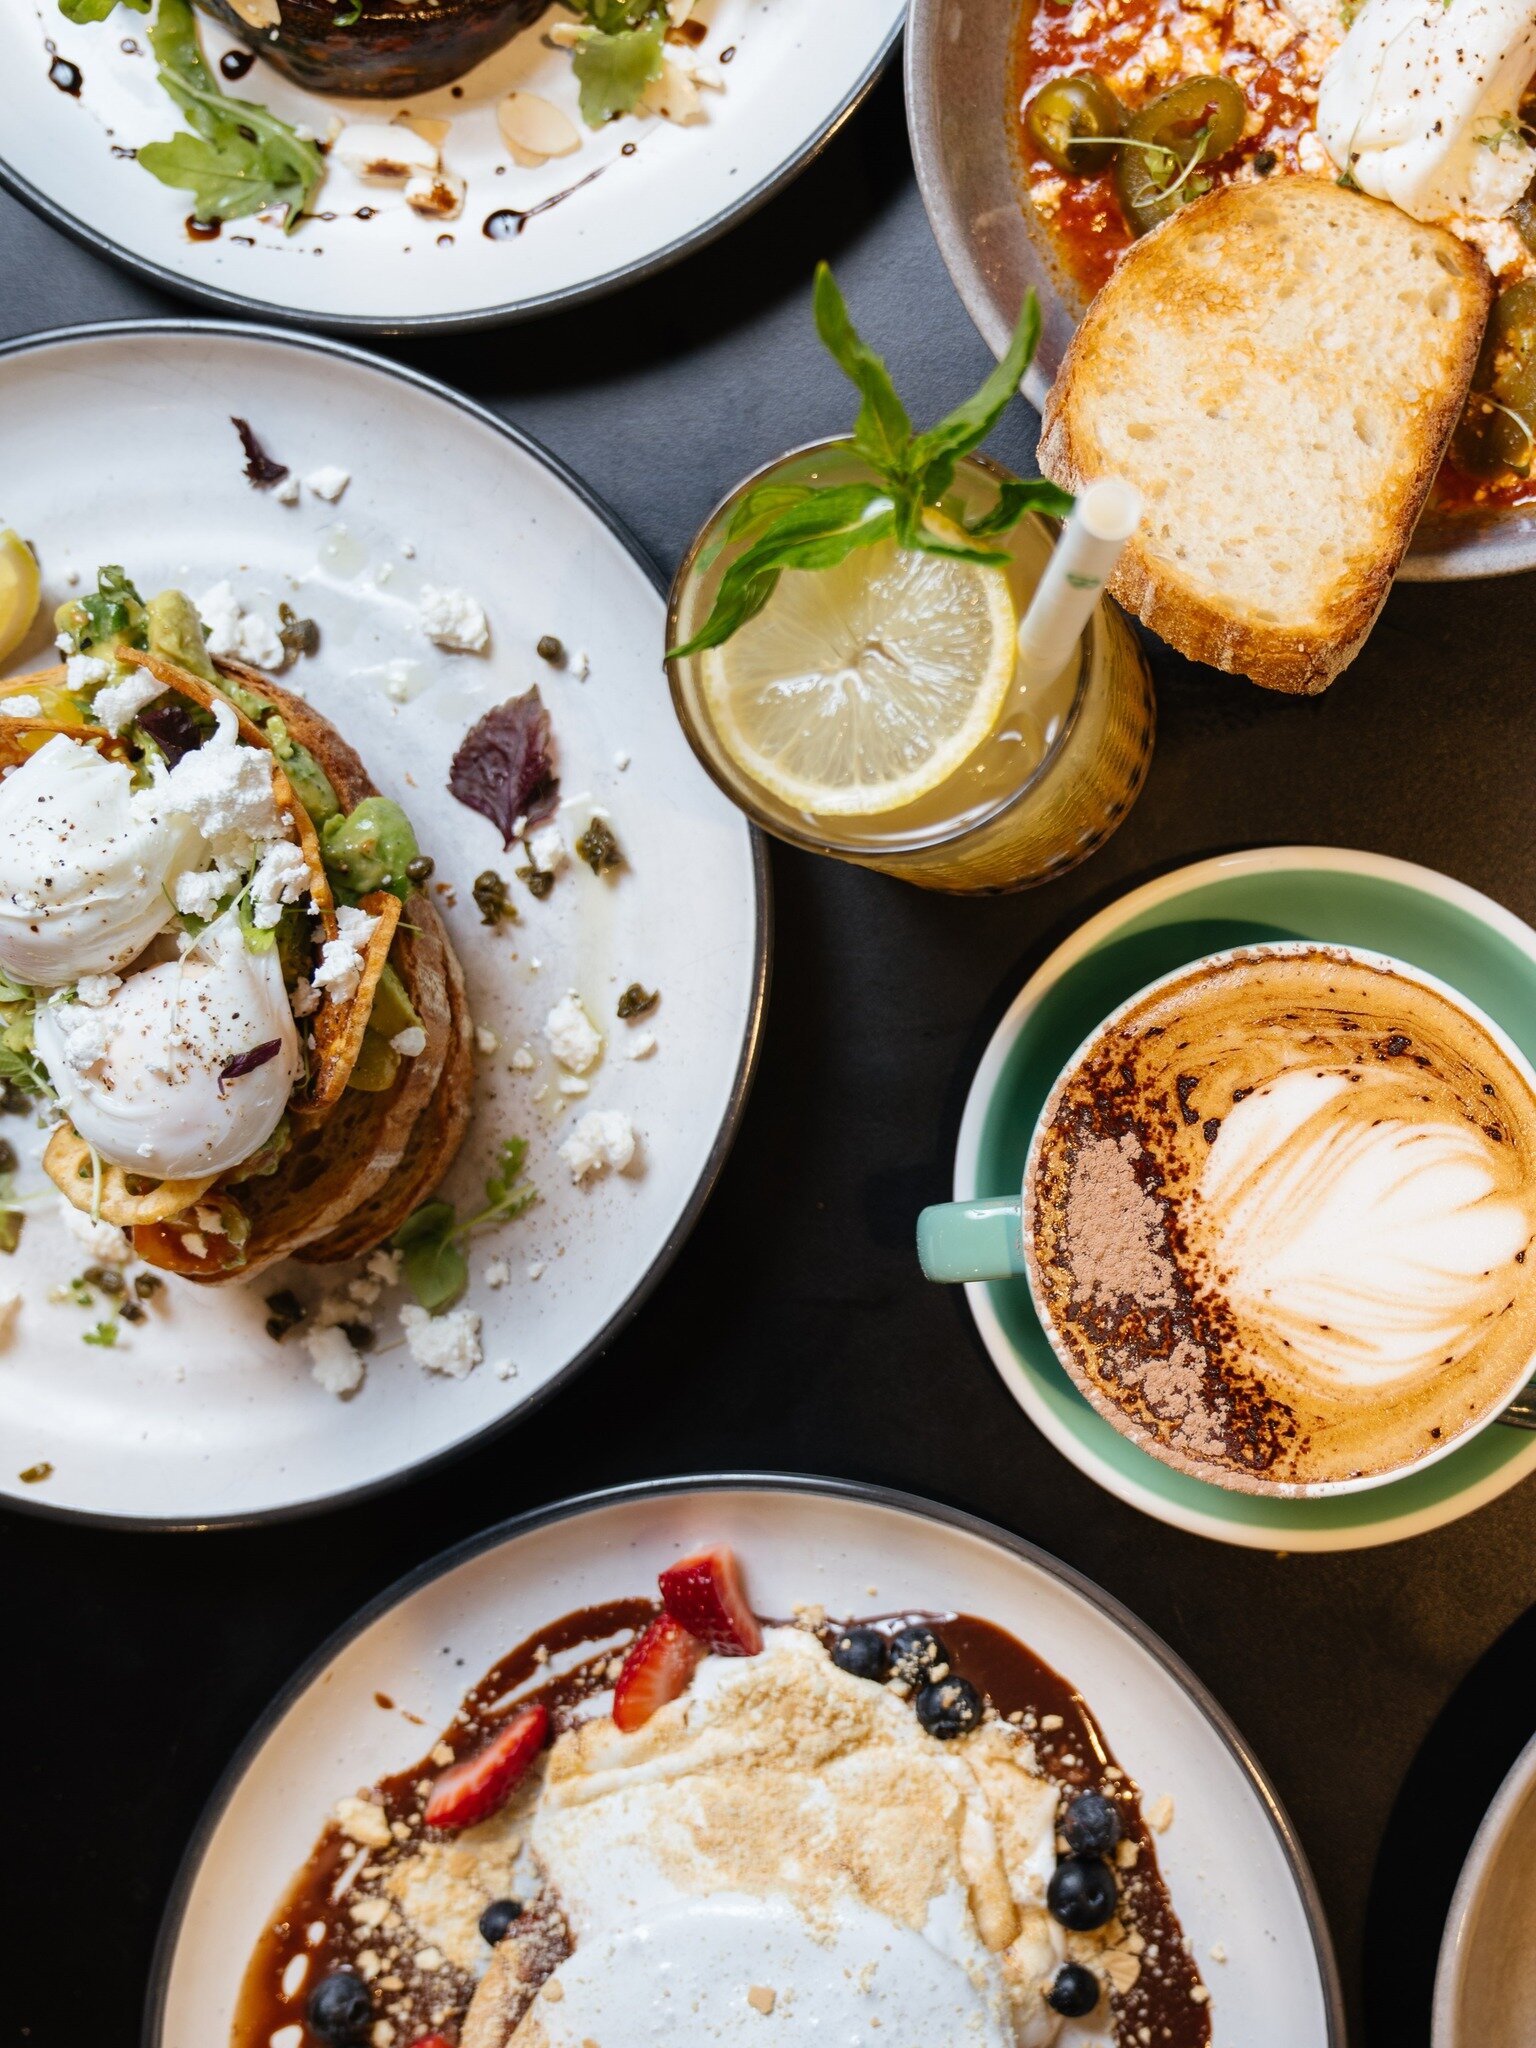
{"left": 668, "top": 263, "right": 1073, "bottom": 657}
{"left": 390, "top": 1137, "right": 536, "bottom": 1314}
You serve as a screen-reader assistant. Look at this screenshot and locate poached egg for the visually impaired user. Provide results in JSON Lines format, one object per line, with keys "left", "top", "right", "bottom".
{"left": 1318, "top": 0, "right": 1536, "bottom": 221}
{"left": 0, "top": 735, "right": 202, "bottom": 986}
{"left": 34, "top": 918, "right": 301, "bottom": 1178}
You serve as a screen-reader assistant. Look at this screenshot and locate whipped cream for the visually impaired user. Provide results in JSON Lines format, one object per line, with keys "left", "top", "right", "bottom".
{"left": 505, "top": 1628, "right": 1064, "bottom": 2047}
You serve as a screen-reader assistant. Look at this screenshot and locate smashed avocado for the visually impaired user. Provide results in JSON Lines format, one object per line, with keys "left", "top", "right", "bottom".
{"left": 321, "top": 798, "right": 421, "bottom": 904}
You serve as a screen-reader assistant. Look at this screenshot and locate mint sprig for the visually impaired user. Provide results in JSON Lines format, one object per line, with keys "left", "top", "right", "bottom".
{"left": 669, "top": 263, "right": 1072, "bottom": 658}
{"left": 391, "top": 1137, "right": 536, "bottom": 1314}
{"left": 133, "top": 0, "right": 324, "bottom": 234}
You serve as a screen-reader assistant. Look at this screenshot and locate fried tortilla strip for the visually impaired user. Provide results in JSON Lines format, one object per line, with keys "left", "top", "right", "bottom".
{"left": 301, "top": 889, "right": 402, "bottom": 1118}
{"left": 44, "top": 1123, "right": 217, "bottom": 1226}
{"left": 116, "top": 647, "right": 336, "bottom": 936}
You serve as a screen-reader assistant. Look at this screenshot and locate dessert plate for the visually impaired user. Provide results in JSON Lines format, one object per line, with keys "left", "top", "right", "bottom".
{"left": 146, "top": 1475, "right": 1345, "bottom": 2046}
{"left": 1434, "top": 1727, "right": 1536, "bottom": 2048}
{"left": 0, "top": 0, "right": 903, "bottom": 332}
{"left": 954, "top": 847, "right": 1536, "bottom": 1551}
{"left": 0, "top": 321, "right": 767, "bottom": 1528}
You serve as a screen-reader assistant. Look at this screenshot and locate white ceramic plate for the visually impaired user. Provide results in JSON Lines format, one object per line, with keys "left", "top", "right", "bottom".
{"left": 1434, "top": 1728, "right": 1536, "bottom": 2048}
{"left": 0, "top": 0, "right": 904, "bottom": 332}
{"left": 146, "top": 1476, "right": 1345, "bottom": 2047}
{"left": 953, "top": 847, "right": 1536, "bottom": 1552}
{"left": 0, "top": 321, "right": 767, "bottom": 1527}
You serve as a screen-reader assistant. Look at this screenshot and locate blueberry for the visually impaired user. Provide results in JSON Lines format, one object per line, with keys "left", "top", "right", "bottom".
{"left": 1046, "top": 1962, "right": 1102, "bottom": 2017}
{"left": 1063, "top": 1789, "right": 1122, "bottom": 1856}
{"left": 479, "top": 1897, "right": 524, "bottom": 1945}
{"left": 305, "top": 1968, "right": 372, "bottom": 2042}
{"left": 888, "top": 1624, "right": 949, "bottom": 1686}
{"left": 915, "top": 1674, "right": 982, "bottom": 1740}
{"left": 829, "top": 1627, "right": 890, "bottom": 1683}
{"left": 1047, "top": 1855, "right": 1118, "bottom": 1931}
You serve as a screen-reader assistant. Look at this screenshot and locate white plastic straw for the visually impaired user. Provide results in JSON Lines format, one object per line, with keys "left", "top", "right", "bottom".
{"left": 1015, "top": 477, "right": 1142, "bottom": 681}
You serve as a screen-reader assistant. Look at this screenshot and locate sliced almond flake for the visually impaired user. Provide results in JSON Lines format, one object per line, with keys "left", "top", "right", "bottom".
{"left": 498, "top": 91, "right": 582, "bottom": 165}
{"left": 642, "top": 57, "right": 705, "bottom": 123}
{"left": 393, "top": 112, "right": 451, "bottom": 150}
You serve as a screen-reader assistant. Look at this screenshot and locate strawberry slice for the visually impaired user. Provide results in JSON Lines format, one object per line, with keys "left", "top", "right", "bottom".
{"left": 658, "top": 1544, "right": 763, "bottom": 1656}
{"left": 423, "top": 1703, "right": 548, "bottom": 1831}
{"left": 613, "top": 1615, "right": 703, "bottom": 1732}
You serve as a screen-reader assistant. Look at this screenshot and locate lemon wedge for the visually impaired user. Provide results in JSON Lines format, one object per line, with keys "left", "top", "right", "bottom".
{"left": 699, "top": 525, "right": 1017, "bottom": 818}
{"left": 0, "top": 529, "right": 41, "bottom": 666}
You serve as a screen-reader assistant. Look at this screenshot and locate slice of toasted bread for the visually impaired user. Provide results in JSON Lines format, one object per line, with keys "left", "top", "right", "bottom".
{"left": 1037, "top": 178, "right": 1492, "bottom": 694}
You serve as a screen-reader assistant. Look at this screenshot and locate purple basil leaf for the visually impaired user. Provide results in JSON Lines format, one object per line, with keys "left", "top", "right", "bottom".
{"left": 136, "top": 698, "right": 203, "bottom": 767}
{"left": 218, "top": 1039, "right": 282, "bottom": 1097}
{"left": 231, "top": 416, "right": 289, "bottom": 490}
{"left": 448, "top": 686, "right": 559, "bottom": 849}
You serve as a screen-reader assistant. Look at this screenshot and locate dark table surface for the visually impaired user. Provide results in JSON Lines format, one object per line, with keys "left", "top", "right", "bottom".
{"left": 4, "top": 55, "right": 1533, "bottom": 2048}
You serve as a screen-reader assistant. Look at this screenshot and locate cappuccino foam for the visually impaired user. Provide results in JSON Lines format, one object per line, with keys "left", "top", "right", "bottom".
{"left": 1028, "top": 948, "right": 1536, "bottom": 1491}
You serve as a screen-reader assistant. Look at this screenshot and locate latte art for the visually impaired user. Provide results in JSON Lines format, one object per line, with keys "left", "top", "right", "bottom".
{"left": 1028, "top": 947, "right": 1536, "bottom": 1492}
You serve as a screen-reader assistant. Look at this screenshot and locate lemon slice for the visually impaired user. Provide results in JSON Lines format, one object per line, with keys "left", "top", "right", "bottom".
{"left": 699, "top": 525, "right": 1017, "bottom": 818}
{"left": 0, "top": 528, "right": 41, "bottom": 665}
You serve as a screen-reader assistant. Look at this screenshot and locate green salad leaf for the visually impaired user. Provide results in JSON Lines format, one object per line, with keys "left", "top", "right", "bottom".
{"left": 391, "top": 1138, "right": 537, "bottom": 1314}
{"left": 59, "top": 0, "right": 148, "bottom": 19}
{"left": 570, "top": 13, "right": 667, "bottom": 126}
{"left": 135, "top": 0, "right": 324, "bottom": 233}
{"left": 669, "top": 264, "right": 1073, "bottom": 657}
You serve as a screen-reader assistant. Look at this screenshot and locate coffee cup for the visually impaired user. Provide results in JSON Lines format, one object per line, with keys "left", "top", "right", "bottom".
{"left": 918, "top": 943, "right": 1536, "bottom": 1497}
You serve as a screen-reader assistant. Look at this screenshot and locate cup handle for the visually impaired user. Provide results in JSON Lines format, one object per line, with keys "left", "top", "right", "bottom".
{"left": 916, "top": 1199, "right": 1027, "bottom": 1284}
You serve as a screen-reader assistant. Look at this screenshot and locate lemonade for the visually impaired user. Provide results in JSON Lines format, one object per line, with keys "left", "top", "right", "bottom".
{"left": 667, "top": 442, "right": 1155, "bottom": 892}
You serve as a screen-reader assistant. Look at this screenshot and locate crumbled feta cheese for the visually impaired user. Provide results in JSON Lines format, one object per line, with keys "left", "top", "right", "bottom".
{"left": 313, "top": 904, "right": 381, "bottom": 1006}
{"left": 570, "top": 648, "right": 591, "bottom": 680}
{"left": 510, "top": 1045, "right": 536, "bottom": 1072}
{"left": 366, "top": 1247, "right": 402, "bottom": 1287}
{"left": 492, "top": 1357, "right": 518, "bottom": 1381}
{"left": 198, "top": 581, "right": 286, "bottom": 672}
{"left": 417, "top": 585, "right": 490, "bottom": 654}
{"left": 390, "top": 1025, "right": 427, "bottom": 1057}
{"left": 274, "top": 473, "right": 301, "bottom": 505}
{"left": 526, "top": 821, "right": 570, "bottom": 875}
{"left": 0, "top": 695, "right": 41, "bottom": 718}
{"left": 249, "top": 839, "right": 312, "bottom": 930}
{"left": 558, "top": 1075, "right": 589, "bottom": 1097}
{"left": 559, "top": 1110, "right": 637, "bottom": 1183}
{"left": 55, "top": 630, "right": 76, "bottom": 656}
{"left": 47, "top": 1001, "right": 111, "bottom": 1073}
{"left": 613, "top": 750, "right": 630, "bottom": 771}
{"left": 65, "top": 653, "right": 110, "bottom": 693}
{"left": 290, "top": 976, "right": 320, "bottom": 1018}
{"left": 0, "top": 1287, "right": 21, "bottom": 1343}
{"left": 626, "top": 1029, "right": 657, "bottom": 1060}
{"left": 181, "top": 1231, "right": 208, "bottom": 1260}
{"left": 333, "top": 1794, "right": 392, "bottom": 1847}
{"left": 307, "top": 1327, "right": 366, "bottom": 1400}
{"left": 526, "top": 1261, "right": 545, "bottom": 1281}
{"left": 304, "top": 465, "right": 351, "bottom": 503}
{"left": 174, "top": 859, "right": 241, "bottom": 921}
{"left": 544, "top": 992, "right": 602, "bottom": 1075}
{"left": 92, "top": 667, "right": 167, "bottom": 736}
{"left": 57, "top": 1197, "right": 132, "bottom": 1262}
{"left": 334, "top": 122, "right": 439, "bottom": 183}
{"left": 348, "top": 1275, "right": 382, "bottom": 1307}
{"left": 484, "top": 1257, "right": 510, "bottom": 1289}
{"left": 475, "top": 1025, "right": 499, "bottom": 1056}
{"left": 140, "top": 699, "right": 284, "bottom": 863}
{"left": 399, "top": 1304, "right": 483, "bottom": 1380}
{"left": 75, "top": 972, "right": 122, "bottom": 1008}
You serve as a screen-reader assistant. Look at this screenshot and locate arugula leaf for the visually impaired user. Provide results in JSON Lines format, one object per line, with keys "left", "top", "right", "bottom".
{"left": 670, "top": 486, "right": 897, "bottom": 658}
{"left": 83, "top": 1321, "right": 119, "bottom": 1348}
{"left": 570, "top": 16, "right": 666, "bottom": 127}
{"left": 0, "top": 1045, "right": 48, "bottom": 1099}
{"left": 391, "top": 1139, "right": 536, "bottom": 1314}
{"left": 59, "top": 0, "right": 147, "bottom": 19}
{"left": 135, "top": 0, "right": 324, "bottom": 233}
{"left": 670, "top": 263, "right": 1063, "bottom": 654}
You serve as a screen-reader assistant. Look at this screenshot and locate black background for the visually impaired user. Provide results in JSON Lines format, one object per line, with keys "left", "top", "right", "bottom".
{"left": 3, "top": 56, "right": 1534, "bottom": 2048}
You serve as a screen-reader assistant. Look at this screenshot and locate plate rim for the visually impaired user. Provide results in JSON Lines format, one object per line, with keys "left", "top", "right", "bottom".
{"left": 139, "top": 1469, "right": 1348, "bottom": 2048}
{"left": 1432, "top": 1723, "right": 1536, "bottom": 2047}
{"left": 953, "top": 845, "right": 1536, "bottom": 1552}
{"left": 0, "top": 11, "right": 905, "bottom": 336}
{"left": 0, "top": 316, "right": 773, "bottom": 1534}
{"left": 901, "top": 0, "right": 1536, "bottom": 585}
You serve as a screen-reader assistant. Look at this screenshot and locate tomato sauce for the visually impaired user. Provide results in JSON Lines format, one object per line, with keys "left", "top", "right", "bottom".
{"left": 1008, "top": 0, "right": 1536, "bottom": 510}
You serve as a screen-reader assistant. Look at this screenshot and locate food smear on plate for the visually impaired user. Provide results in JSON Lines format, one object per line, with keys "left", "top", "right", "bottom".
{"left": 1011, "top": 0, "right": 1536, "bottom": 507}
{"left": 233, "top": 1545, "right": 1211, "bottom": 2046}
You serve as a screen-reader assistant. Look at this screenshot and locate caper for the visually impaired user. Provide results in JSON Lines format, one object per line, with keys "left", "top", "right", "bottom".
{"left": 1114, "top": 77, "right": 1246, "bottom": 235}
{"left": 120, "top": 1299, "right": 146, "bottom": 1324}
{"left": 85, "top": 1265, "right": 125, "bottom": 1295}
{"left": 1454, "top": 280, "right": 1536, "bottom": 479}
{"left": 405, "top": 854, "right": 435, "bottom": 884}
{"left": 575, "top": 817, "right": 624, "bottom": 875}
{"left": 0, "top": 1138, "right": 16, "bottom": 1174}
{"left": 536, "top": 634, "right": 566, "bottom": 666}
{"left": 472, "top": 870, "right": 515, "bottom": 926}
{"left": 133, "top": 1272, "right": 164, "bottom": 1300}
{"left": 1024, "top": 72, "right": 1127, "bottom": 174}
{"left": 1513, "top": 175, "right": 1536, "bottom": 259}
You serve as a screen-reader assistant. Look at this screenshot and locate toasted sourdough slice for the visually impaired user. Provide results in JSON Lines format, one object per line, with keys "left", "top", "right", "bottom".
{"left": 1037, "top": 178, "right": 1492, "bottom": 694}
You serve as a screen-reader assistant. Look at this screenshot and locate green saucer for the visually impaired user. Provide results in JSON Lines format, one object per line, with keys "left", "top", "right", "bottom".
{"left": 958, "top": 848, "right": 1536, "bottom": 1549}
